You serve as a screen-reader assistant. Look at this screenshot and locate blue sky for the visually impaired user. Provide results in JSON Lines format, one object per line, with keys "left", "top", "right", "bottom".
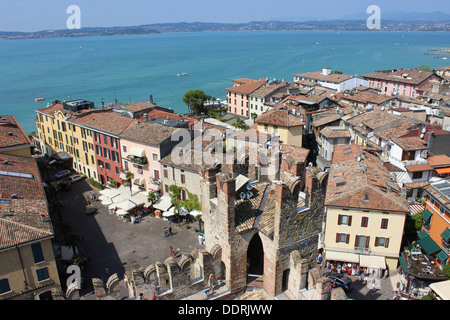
{"left": 0, "top": 0, "right": 449, "bottom": 31}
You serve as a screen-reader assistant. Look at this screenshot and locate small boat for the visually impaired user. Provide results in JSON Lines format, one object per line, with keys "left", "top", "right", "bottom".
{"left": 177, "top": 72, "right": 188, "bottom": 77}
{"left": 35, "top": 97, "right": 45, "bottom": 101}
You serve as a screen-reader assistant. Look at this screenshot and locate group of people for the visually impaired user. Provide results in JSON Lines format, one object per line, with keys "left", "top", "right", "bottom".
{"left": 325, "top": 260, "right": 360, "bottom": 276}
{"left": 164, "top": 227, "right": 173, "bottom": 238}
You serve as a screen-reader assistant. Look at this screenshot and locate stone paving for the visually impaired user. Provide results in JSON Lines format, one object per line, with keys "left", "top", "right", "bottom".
{"left": 55, "top": 180, "right": 204, "bottom": 298}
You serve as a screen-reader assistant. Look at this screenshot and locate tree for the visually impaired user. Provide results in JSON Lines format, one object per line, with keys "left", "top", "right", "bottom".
{"left": 182, "top": 89, "right": 211, "bottom": 115}
{"left": 414, "top": 65, "right": 432, "bottom": 72}
{"left": 147, "top": 191, "right": 160, "bottom": 214}
{"left": 125, "top": 171, "right": 134, "bottom": 192}
{"left": 232, "top": 117, "right": 249, "bottom": 129}
{"left": 251, "top": 113, "right": 258, "bottom": 123}
{"left": 181, "top": 191, "right": 202, "bottom": 231}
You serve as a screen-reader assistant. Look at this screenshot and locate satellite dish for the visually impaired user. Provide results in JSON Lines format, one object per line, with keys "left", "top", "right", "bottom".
{"left": 420, "top": 133, "right": 424, "bottom": 139}
{"left": 240, "top": 192, "right": 246, "bottom": 199}
{"left": 247, "top": 191, "right": 254, "bottom": 199}
{"left": 246, "top": 184, "right": 253, "bottom": 190}
{"left": 422, "top": 128, "right": 426, "bottom": 133}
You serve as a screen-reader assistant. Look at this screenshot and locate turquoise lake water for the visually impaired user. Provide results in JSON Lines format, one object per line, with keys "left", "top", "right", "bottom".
{"left": 0, "top": 31, "right": 449, "bottom": 133}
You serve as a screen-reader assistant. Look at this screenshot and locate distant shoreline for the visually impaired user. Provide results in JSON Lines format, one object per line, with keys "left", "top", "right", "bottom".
{"left": 1, "top": 20, "right": 449, "bottom": 40}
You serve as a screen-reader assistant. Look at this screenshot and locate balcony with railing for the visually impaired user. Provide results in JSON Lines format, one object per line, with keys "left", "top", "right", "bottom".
{"left": 125, "top": 155, "right": 148, "bottom": 166}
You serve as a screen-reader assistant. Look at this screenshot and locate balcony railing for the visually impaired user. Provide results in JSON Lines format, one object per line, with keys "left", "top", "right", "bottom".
{"left": 126, "top": 155, "right": 148, "bottom": 165}
{"left": 354, "top": 246, "right": 370, "bottom": 254}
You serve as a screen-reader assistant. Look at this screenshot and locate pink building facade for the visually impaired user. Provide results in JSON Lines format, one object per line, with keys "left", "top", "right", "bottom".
{"left": 226, "top": 78, "right": 266, "bottom": 117}
{"left": 362, "top": 69, "right": 441, "bottom": 98}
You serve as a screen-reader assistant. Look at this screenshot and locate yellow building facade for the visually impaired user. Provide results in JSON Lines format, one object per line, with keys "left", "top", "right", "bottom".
{"left": 0, "top": 239, "right": 61, "bottom": 300}
{"left": 35, "top": 105, "right": 99, "bottom": 181}
{"left": 323, "top": 206, "right": 407, "bottom": 271}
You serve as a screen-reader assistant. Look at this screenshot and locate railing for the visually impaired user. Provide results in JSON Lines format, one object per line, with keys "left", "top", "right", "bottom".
{"left": 126, "top": 155, "right": 148, "bottom": 165}
{"left": 354, "top": 246, "right": 370, "bottom": 254}
{"left": 442, "top": 240, "right": 450, "bottom": 255}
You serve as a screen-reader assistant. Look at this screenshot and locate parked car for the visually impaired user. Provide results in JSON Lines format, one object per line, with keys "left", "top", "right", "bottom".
{"left": 322, "top": 272, "right": 354, "bottom": 292}
{"left": 57, "top": 180, "right": 72, "bottom": 192}
{"left": 69, "top": 174, "right": 84, "bottom": 183}
{"left": 55, "top": 169, "right": 71, "bottom": 179}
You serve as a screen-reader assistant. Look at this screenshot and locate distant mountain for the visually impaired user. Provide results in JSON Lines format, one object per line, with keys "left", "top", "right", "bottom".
{"left": 340, "top": 10, "right": 450, "bottom": 21}
{"left": 1, "top": 19, "right": 449, "bottom": 40}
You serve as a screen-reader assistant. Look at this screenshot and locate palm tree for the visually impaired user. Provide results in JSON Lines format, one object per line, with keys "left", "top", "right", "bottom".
{"left": 125, "top": 171, "right": 134, "bottom": 192}
{"left": 147, "top": 191, "right": 160, "bottom": 214}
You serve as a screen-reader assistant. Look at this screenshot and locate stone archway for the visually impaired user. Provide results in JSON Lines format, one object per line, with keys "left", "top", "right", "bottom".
{"left": 247, "top": 233, "right": 264, "bottom": 276}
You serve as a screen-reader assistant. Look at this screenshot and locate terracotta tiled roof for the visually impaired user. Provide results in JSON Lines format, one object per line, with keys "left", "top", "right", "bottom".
{"left": 256, "top": 109, "right": 304, "bottom": 127}
{"left": 346, "top": 111, "right": 403, "bottom": 131}
{"left": 312, "top": 113, "right": 342, "bottom": 127}
{"left": 424, "top": 179, "right": 450, "bottom": 207}
{"left": 341, "top": 92, "right": 396, "bottom": 105}
{"left": 122, "top": 102, "right": 156, "bottom": 112}
{"left": 320, "top": 127, "right": 351, "bottom": 139}
{"left": 391, "top": 136, "right": 427, "bottom": 151}
{"left": 139, "top": 109, "right": 198, "bottom": 127}
{"left": 0, "top": 115, "right": 33, "bottom": 150}
{"left": 71, "top": 111, "right": 136, "bottom": 135}
{"left": 374, "top": 120, "right": 416, "bottom": 141}
{"left": 280, "top": 144, "right": 310, "bottom": 165}
{"left": 427, "top": 155, "right": 450, "bottom": 167}
{"left": 226, "top": 79, "right": 267, "bottom": 94}
{"left": 326, "top": 145, "right": 409, "bottom": 213}
{"left": 120, "top": 121, "right": 179, "bottom": 146}
{"left": 361, "top": 69, "right": 436, "bottom": 85}
{"left": 294, "top": 71, "right": 353, "bottom": 83}
{"left": 405, "top": 163, "right": 433, "bottom": 172}
{"left": 0, "top": 154, "right": 53, "bottom": 250}
{"left": 250, "top": 81, "right": 290, "bottom": 98}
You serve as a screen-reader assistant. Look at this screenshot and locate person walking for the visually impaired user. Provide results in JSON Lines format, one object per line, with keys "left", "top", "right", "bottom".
{"left": 169, "top": 227, "right": 172, "bottom": 237}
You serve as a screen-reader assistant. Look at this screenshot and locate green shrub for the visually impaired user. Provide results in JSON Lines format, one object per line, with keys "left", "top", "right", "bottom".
{"left": 89, "top": 178, "right": 104, "bottom": 190}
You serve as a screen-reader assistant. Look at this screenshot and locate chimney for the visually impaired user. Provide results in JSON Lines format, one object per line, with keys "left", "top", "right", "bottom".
{"left": 322, "top": 68, "right": 332, "bottom": 76}
{"left": 150, "top": 94, "right": 154, "bottom": 104}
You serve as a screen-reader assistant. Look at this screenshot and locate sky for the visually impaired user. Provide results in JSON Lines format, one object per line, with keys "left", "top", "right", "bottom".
{"left": 0, "top": 0, "right": 449, "bottom": 32}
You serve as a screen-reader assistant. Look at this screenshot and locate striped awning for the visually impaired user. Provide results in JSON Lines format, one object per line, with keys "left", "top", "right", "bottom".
{"left": 410, "top": 204, "right": 425, "bottom": 215}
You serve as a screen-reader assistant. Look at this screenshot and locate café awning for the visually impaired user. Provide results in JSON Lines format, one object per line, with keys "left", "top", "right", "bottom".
{"left": 359, "top": 255, "right": 386, "bottom": 269}
{"left": 435, "top": 167, "right": 450, "bottom": 175}
{"left": 153, "top": 194, "right": 172, "bottom": 212}
{"left": 429, "top": 280, "right": 450, "bottom": 300}
{"left": 129, "top": 147, "right": 145, "bottom": 158}
{"left": 324, "top": 250, "right": 359, "bottom": 263}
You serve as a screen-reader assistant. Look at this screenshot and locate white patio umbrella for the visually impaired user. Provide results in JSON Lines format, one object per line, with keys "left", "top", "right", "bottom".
{"left": 162, "top": 206, "right": 176, "bottom": 217}
{"left": 116, "top": 209, "right": 128, "bottom": 216}
{"left": 190, "top": 210, "right": 202, "bottom": 217}
{"left": 101, "top": 198, "right": 112, "bottom": 206}
{"left": 99, "top": 195, "right": 108, "bottom": 201}
{"left": 100, "top": 188, "right": 121, "bottom": 198}
{"left": 116, "top": 199, "right": 142, "bottom": 212}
